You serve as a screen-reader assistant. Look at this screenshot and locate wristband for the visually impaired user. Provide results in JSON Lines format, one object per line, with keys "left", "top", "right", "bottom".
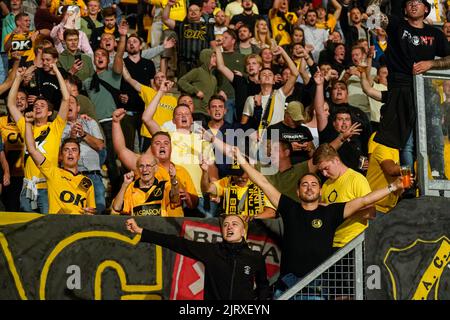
{"left": 388, "top": 184, "right": 395, "bottom": 193}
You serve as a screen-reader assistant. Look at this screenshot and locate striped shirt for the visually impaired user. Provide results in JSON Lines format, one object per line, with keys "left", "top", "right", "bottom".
{"left": 175, "top": 20, "right": 215, "bottom": 64}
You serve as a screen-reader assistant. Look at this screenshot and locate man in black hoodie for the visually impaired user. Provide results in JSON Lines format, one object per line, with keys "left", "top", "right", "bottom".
{"left": 125, "top": 215, "right": 271, "bottom": 300}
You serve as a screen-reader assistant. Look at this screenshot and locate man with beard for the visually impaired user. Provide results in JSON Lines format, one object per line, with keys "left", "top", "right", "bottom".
{"left": 112, "top": 107, "right": 199, "bottom": 217}
{"left": 90, "top": 7, "right": 121, "bottom": 50}
{"left": 229, "top": 0, "right": 261, "bottom": 32}
{"left": 232, "top": 146, "right": 406, "bottom": 299}
{"left": 301, "top": 9, "right": 329, "bottom": 63}
{"left": 340, "top": 6, "right": 368, "bottom": 51}
{"left": 119, "top": 34, "right": 156, "bottom": 152}
{"left": 236, "top": 24, "right": 260, "bottom": 55}
{"left": 313, "top": 71, "right": 370, "bottom": 172}
{"left": 214, "top": 9, "right": 228, "bottom": 38}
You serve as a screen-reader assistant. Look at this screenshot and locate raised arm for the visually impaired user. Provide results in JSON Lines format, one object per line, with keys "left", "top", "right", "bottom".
{"left": 113, "top": 20, "right": 128, "bottom": 75}
{"left": 111, "top": 171, "right": 134, "bottom": 214}
{"left": 141, "top": 80, "right": 174, "bottom": 135}
{"left": 0, "top": 59, "right": 19, "bottom": 95}
{"left": 24, "top": 112, "right": 45, "bottom": 166}
{"left": 233, "top": 147, "right": 281, "bottom": 208}
{"left": 53, "top": 64, "right": 70, "bottom": 120}
{"left": 122, "top": 65, "right": 142, "bottom": 92}
{"left": 330, "top": 0, "right": 342, "bottom": 21}
{"left": 162, "top": 0, "right": 177, "bottom": 30}
{"left": 200, "top": 158, "right": 218, "bottom": 195}
{"left": 112, "top": 108, "right": 139, "bottom": 171}
{"left": 7, "top": 67, "right": 27, "bottom": 123}
{"left": 278, "top": 46, "right": 300, "bottom": 96}
{"left": 215, "top": 45, "right": 235, "bottom": 82}
{"left": 360, "top": 71, "right": 382, "bottom": 101}
{"left": 343, "top": 177, "right": 405, "bottom": 219}
{"left": 312, "top": 70, "right": 328, "bottom": 132}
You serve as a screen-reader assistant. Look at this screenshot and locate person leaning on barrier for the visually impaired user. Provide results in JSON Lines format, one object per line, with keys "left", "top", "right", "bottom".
{"left": 125, "top": 214, "right": 271, "bottom": 300}
{"left": 231, "top": 146, "right": 411, "bottom": 299}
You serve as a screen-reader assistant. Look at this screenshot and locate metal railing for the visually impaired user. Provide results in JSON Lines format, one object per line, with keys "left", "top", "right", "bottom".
{"left": 414, "top": 71, "right": 450, "bottom": 197}
{"left": 276, "top": 232, "right": 365, "bottom": 300}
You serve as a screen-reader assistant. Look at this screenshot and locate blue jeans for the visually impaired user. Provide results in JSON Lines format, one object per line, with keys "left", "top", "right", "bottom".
{"left": 224, "top": 98, "right": 235, "bottom": 124}
{"left": 273, "top": 273, "right": 327, "bottom": 300}
{"left": 400, "top": 131, "right": 415, "bottom": 176}
{"left": 20, "top": 188, "right": 49, "bottom": 214}
{"left": 196, "top": 196, "right": 219, "bottom": 218}
{"left": 0, "top": 53, "right": 8, "bottom": 83}
{"left": 86, "top": 172, "right": 106, "bottom": 214}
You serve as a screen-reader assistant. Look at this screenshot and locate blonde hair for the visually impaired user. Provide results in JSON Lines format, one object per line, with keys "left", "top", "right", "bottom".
{"left": 253, "top": 19, "right": 275, "bottom": 49}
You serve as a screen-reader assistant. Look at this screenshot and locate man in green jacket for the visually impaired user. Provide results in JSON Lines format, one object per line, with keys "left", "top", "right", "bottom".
{"left": 58, "top": 29, "right": 94, "bottom": 81}
{"left": 177, "top": 48, "right": 218, "bottom": 123}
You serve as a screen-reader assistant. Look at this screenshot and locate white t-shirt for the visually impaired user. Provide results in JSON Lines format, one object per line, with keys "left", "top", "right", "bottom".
{"left": 243, "top": 89, "right": 286, "bottom": 127}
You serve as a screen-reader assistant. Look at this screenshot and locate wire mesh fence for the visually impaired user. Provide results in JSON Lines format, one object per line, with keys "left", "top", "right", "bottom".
{"left": 276, "top": 233, "right": 365, "bottom": 300}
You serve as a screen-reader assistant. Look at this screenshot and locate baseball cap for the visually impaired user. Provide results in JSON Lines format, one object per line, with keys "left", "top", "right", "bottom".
{"left": 285, "top": 101, "right": 305, "bottom": 122}
{"left": 402, "top": 0, "right": 431, "bottom": 18}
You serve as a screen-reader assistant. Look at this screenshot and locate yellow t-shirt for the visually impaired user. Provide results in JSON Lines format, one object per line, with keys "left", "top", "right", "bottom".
{"left": 17, "top": 116, "right": 67, "bottom": 189}
{"left": 139, "top": 85, "right": 178, "bottom": 138}
{"left": 321, "top": 168, "right": 372, "bottom": 247}
{"left": 213, "top": 177, "right": 274, "bottom": 216}
{"left": 366, "top": 144, "right": 400, "bottom": 213}
{"left": 315, "top": 14, "right": 337, "bottom": 32}
{"left": 39, "top": 158, "right": 95, "bottom": 214}
{"left": 269, "top": 9, "right": 298, "bottom": 47}
{"left": 155, "top": 163, "right": 197, "bottom": 217}
{"left": 367, "top": 132, "right": 377, "bottom": 156}
{"left": 169, "top": 131, "right": 215, "bottom": 197}
{"left": 121, "top": 178, "right": 174, "bottom": 216}
{"left": 0, "top": 116, "right": 25, "bottom": 177}
{"left": 4, "top": 32, "right": 37, "bottom": 62}
{"left": 151, "top": 0, "right": 187, "bottom": 30}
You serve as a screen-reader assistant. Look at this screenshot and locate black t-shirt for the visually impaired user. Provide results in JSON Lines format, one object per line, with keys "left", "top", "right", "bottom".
{"left": 386, "top": 15, "right": 450, "bottom": 77}
{"left": 232, "top": 74, "right": 260, "bottom": 121}
{"left": 175, "top": 20, "right": 215, "bottom": 64}
{"left": 121, "top": 57, "right": 156, "bottom": 113}
{"left": 230, "top": 13, "right": 262, "bottom": 32}
{"left": 277, "top": 195, "right": 345, "bottom": 278}
{"left": 267, "top": 121, "right": 313, "bottom": 164}
{"left": 319, "top": 122, "right": 363, "bottom": 171}
{"left": 28, "top": 68, "right": 62, "bottom": 110}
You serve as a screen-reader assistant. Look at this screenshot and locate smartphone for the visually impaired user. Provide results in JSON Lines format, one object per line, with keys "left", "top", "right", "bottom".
{"left": 74, "top": 53, "right": 82, "bottom": 61}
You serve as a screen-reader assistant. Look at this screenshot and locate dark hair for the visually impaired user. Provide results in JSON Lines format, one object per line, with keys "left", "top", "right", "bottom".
{"left": 15, "top": 13, "right": 28, "bottom": 24}
{"left": 306, "top": 9, "right": 317, "bottom": 16}
{"left": 34, "top": 96, "right": 54, "bottom": 112}
{"left": 42, "top": 47, "right": 59, "bottom": 59}
{"left": 102, "top": 7, "right": 116, "bottom": 18}
{"left": 259, "top": 67, "right": 274, "bottom": 75}
{"left": 237, "top": 24, "right": 251, "bottom": 34}
{"left": 297, "top": 172, "right": 322, "bottom": 188}
{"left": 61, "top": 137, "right": 81, "bottom": 152}
{"left": 224, "top": 28, "right": 238, "bottom": 41}
{"left": 63, "top": 29, "right": 79, "bottom": 40}
{"left": 178, "top": 94, "right": 193, "bottom": 104}
{"left": 127, "top": 33, "right": 142, "bottom": 45}
{"left": 65, "top": 74, "right": 82, "bottom": 92}
{"left": 208, "top": 94, "right": 226, "bottom": 106}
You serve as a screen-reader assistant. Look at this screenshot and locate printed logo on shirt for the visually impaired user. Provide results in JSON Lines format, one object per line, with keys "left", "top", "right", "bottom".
{"left": 243, "top": 265, "right": 251, "bottom": 275}
{"left": 312, "top": 219, "right": 323, "bottom": 229}
{"left": 183, "top": 27, "right": 207, "bottom": 40}
{"left": 402, "top": 30, "right": 435, "bottom": 46}
{"left": 11, "top": 39, "right": 32, "bottom": 51}
{"left": 327, "top": 189, "right": 338, "bottom": 203}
